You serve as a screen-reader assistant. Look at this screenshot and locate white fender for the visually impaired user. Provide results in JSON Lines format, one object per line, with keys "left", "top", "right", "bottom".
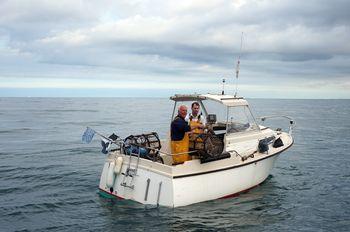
{"left": 106, "top": 161, "right": 116, "bottom": 188}
{"left": 114, "top": 157, "right": 123, "bottom": 174}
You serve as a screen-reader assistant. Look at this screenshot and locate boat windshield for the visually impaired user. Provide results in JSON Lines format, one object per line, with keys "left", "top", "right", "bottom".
{"left": 202, "top": 100, "right": 226, "bottom": 123}
{"left": 226, "top": 105, "right": 259, "bottom": 133}
{"left": 171, "top": 99, "right": 259, "bottom": 134}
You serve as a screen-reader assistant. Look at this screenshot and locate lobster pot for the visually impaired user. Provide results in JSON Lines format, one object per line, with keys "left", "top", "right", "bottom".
{"left": 124, "top": 132, "right": 161, "bottom": 156}
{"left": 143, "top": 132, "right": 162, "bottom": 155}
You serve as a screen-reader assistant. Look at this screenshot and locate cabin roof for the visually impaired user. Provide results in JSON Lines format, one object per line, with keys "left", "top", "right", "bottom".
{"left": 170, "top": 93, "right": 249, "bottom": 107}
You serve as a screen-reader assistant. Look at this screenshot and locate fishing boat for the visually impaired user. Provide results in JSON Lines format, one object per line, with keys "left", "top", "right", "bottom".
{"left": 88, "top": 93, "right": 294, "bottom": 207}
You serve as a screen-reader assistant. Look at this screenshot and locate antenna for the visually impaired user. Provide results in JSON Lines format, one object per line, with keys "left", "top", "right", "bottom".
{"left": 222, "top": 78, "right": 226, "bottom": 95}
{"left": 234, "top": 32, "right": 244, "bottom": 97}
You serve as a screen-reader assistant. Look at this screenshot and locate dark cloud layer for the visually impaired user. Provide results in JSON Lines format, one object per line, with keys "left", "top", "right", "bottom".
{"left": 0, "top": 0, "right": 349, "bottom": 97}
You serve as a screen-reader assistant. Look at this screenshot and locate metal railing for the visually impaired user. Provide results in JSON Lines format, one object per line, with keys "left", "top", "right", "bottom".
{"left": 257, "top": 115, "right": 294, "bottom": 135}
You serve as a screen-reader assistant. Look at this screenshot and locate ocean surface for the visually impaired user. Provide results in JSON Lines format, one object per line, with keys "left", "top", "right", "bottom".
{"left": 0, "top": 98, "right": 349, "bottom": 232}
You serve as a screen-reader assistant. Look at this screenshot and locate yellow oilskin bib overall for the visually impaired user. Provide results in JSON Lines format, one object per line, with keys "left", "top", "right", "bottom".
{"left": 189, "top": 116, "right": 204, "bottom": 147}
{"left": 171, "top": 132, "right": 190, "bottom": 165}
{"left": 189, "top": 119, "right": 204, "bottom": 134}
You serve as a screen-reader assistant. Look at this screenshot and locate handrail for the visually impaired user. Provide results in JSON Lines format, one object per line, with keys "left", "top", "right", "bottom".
{"left": 227, "top": 149, "right": 256, "bottom": 162}
{"left": 128, "top": 143, "right": 197, "bottom": 157}
{"left": 257, "top": 115, "right": 295, "bottom": 135}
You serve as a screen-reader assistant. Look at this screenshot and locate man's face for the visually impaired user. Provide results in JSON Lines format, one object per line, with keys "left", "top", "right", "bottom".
{"left": 192, "top": 104, "right": 200, "bottom": 116}
{"left": 179, "top": 106, "right": 187, "bottom": 118}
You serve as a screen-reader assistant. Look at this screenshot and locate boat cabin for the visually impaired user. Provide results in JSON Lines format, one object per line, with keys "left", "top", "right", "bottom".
{"left": 170, "top": 93, "right": 260, "bottom": 134}
{"left": 161, "top": 93, "right": 263, "bottom": 165}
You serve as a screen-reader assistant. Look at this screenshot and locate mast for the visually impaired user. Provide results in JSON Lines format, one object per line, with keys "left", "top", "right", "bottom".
{"left": 222, "top": 78, "right": 226, "bottom": 95}
{"left": 234, "top": 32, "right": 244, "bottom": 97}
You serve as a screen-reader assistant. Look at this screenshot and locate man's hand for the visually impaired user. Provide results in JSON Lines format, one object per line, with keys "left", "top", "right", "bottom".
{"left": 198, "top": 124, "right": 208, "bottom": 129}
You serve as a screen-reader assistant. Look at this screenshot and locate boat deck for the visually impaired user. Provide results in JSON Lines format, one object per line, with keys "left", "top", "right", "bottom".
{"left": 106, "top": 131, "right": 293, "bottom": 179}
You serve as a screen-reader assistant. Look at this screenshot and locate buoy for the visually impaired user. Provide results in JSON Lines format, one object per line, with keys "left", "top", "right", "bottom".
{"left": 106, "top": 161, "right": 116, "bottom": 188}
{"left": 114, "top": 156, "right": 123, "bottom": 174}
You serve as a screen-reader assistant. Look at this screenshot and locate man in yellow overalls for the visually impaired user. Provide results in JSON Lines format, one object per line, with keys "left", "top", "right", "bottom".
{"left": 186, "top": 102, "right": 205, "bottom": 134}
{"left": 171, "top": 105, "right": 204, "bottom": 165}
{"left": 186, "top": 102, "right": 205, "bottom": 152}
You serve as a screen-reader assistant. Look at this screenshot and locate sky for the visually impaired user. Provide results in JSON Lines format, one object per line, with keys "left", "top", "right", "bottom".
{"left": 0, "top": 0, "right": 349, "bottom": 98}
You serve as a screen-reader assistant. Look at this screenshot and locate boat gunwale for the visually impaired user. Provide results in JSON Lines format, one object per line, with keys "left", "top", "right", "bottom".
{"left": 110, "top": 136, "right": 293, "bottom": 179}
{"left": 172, "top": 138, "right": 293, "bottom": 179}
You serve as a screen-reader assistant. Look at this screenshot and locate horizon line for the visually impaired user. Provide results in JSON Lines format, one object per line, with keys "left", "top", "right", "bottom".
{"left": 1, "top": 96, "right": 349, "bottom": 100}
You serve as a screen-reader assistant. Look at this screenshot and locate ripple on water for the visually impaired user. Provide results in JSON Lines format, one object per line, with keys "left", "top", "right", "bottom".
{"left": 1, "top": 98, "right": 350, "bottom": 231}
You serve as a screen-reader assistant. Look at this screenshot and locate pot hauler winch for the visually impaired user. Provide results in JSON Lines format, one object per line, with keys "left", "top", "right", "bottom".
{"left": 189, "top": 113, "right": 231, "bottom": 163}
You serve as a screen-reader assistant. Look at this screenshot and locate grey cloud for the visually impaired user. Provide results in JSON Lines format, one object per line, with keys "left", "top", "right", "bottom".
{"left": 0, "top": 1, "right": 100, "bottom": 41}
{"left": 3, "top": 0, "right": 350, "bottom": 59}
{"left": 225, "top": 0, "right": 350, "bottom": 28}
{"left": 0, "top": 0, "right": 349, "bottom": 98}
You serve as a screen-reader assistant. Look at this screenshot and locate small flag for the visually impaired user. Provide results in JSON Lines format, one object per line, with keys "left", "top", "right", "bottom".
{"left": 101, "top": 138, "right": 112, "bottom": 154}
{"left": 82, "top": 127, "right": 96, "bottom": 143}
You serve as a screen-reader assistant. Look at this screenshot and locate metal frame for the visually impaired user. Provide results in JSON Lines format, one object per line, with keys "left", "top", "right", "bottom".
{"left": 257, "top": 115, "right": 295, "bottom": 135}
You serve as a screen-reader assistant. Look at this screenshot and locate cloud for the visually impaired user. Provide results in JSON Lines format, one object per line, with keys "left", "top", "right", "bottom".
{"left": 0, "top": 0, "right": 349, "bottom": 98}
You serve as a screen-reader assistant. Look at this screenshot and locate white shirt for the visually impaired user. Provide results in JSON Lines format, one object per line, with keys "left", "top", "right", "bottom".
{"left": 185, "top": 113, "right": 206, "bottom": 125}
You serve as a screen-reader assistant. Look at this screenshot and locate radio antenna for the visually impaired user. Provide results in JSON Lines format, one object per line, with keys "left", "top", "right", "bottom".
{"left": 221, "top": 78, "right": 226, "bottom": 95}
{"left": 234, "top": 32, "right": 244, "bottom": 97}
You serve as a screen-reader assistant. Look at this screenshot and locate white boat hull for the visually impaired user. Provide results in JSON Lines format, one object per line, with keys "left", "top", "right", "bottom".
{"left": 98, "top": 140, "right": 290, "bottom": 207}
{"left": 172, "top": 154, "right": 279, "bottom": 207}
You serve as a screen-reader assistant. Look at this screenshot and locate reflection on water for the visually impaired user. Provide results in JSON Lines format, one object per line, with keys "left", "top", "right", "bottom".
{"left": 98, "top": 175, "right": 291, "bottom": 231}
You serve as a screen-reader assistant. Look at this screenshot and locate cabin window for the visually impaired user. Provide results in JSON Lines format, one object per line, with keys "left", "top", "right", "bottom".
{"left": 226, "top": 106, "right": 259, "bottom": 133}
{"left": 202, "top": 100, "right": 227, "bottom": 123}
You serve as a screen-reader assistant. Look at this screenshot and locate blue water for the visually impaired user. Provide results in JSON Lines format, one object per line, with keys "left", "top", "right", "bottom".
{"left": 0, "top": 98, "right": 349, "bottom": 231}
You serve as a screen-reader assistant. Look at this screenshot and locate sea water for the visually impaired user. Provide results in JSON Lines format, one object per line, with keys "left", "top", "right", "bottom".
{"left": 0, "top": 98, "right": 349, "bottom": 231}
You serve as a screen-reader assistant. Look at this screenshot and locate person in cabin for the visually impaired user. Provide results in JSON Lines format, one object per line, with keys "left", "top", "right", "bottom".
{"left": 186, "top": 102, "right": 205, "bottom": 133}
{"left": 171, "top": 105, "right": 204, "bottom": 165}
{"left": 186, "top": 102, "right": 206, "bottom": 153}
